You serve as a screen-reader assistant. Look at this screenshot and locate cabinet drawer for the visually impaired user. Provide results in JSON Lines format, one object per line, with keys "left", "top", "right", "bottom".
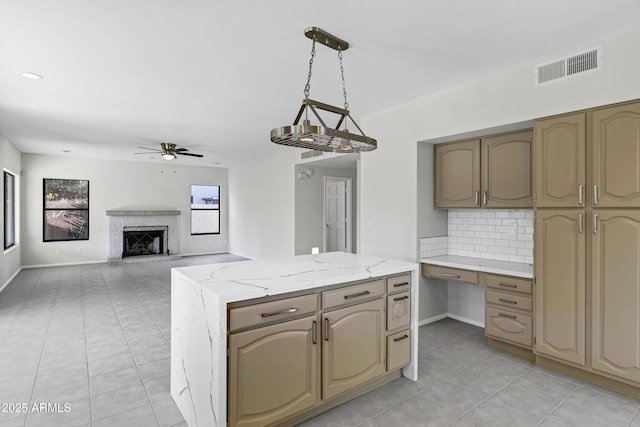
{"left": 387, "top": 274, "right": 411, "bottom": 293}
{"left": 229, "top": 294, "right": 318, "bottom": 332}
{"left": 387, "top": 330, "right": 411, "bottom": 371}
{"left": 421, "top": 264, "right": 478, "bottom": 284}
{"left": 387, "top": 292, "right": 410, "bottom": 331}
{"left": 486, "top": 290, "right": 532, "bottom": 312}
{"left": 485, "top": 306, "right": 532, "bottom": 348}
{"left": 484, "top": 274, "right": 532, "bottom": 295}
{"left": 323, "top": 280, "right": 384, "bottom": 310}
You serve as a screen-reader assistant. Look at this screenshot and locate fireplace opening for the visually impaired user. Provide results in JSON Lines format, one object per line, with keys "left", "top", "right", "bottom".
{"left": 122, "top": 226, "right": 168, "bottom": 258}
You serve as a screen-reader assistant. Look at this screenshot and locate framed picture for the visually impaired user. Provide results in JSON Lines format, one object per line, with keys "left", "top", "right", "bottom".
{"left": 43, "top": 178, "right": 89, "bottom": 241}
{"left": 190, "top": 184, "right": 220, "bottom": 235}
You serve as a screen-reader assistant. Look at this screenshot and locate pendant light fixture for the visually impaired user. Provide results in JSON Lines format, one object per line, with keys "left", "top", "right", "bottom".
{"left": 270, "top": 27, "right": 376, "bottom": 153}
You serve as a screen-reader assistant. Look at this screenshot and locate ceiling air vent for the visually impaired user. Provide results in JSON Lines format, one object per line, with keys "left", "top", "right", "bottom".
{"left": 301, "top": 149, "right": 324, "bottom": 159}
{"left": 535, "top": 46, "right": 601, "bottom": 86}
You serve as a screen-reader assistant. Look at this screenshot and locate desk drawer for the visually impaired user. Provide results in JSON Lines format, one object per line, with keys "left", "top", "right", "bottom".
{"left": 484, "top": 274, "right": 532, "bottom": 295}
{"left": 486, "top": 290, "right": 532, "bottom": 312}
{"left": 387, "top": 274, "right": 411, "bottom": 293}
{"left": 229, "top": 294, "right": 318, "bottom": 332}
{"left": 485, "top": 306, "right": 532, "bottom": 348}
{"left": 323, "top": 280, "right": 384, "bottom": 310}
{"left": 421, "top": 264, "right": 478, "bottom": 284}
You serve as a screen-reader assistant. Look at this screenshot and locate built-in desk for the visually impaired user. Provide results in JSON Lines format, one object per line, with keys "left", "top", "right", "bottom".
{"left": 419, "top": 254, "right": 532, "bottom": 279}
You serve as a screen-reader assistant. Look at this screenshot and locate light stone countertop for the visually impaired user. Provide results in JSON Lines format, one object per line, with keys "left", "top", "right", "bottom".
{"left": 419, "top": 254, "right": 533, "bottom": 278}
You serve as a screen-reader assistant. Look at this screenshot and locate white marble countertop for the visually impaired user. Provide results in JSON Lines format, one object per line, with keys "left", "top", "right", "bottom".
{"left": 419, "top": 254, "right": 533, "bottom": 278}
{"left": 173, "top": 251, "right": 419, "bottom": 304}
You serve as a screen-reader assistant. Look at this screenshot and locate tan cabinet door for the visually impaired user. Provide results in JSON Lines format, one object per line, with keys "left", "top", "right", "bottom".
{"left": 322, "top": 299, "right": 385, "bottom": 400}
{"left": 434, "top": 139, "right": 480, "bottom": 208}
{"left": 534, "top": 113, "right": 586, "bottom": 207}
{"left": 482, "top": 130, "right": 533, "bottom": 208}
{"left": 534, "top": 210, "right": 586, "bottom": 366}
{"left": 591, "top": 211, "right": 640, "bottom": 383}
{"left": 228, "top": 315, "right": 319, "bottom": 427}
{"left": 592, "top": 102, "right": 640, "bottom": 207}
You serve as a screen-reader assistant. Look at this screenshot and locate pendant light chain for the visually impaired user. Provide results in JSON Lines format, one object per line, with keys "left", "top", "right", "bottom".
{"left": 338, "top": 46, "right": 349, "bottom": 112}
{"left": 304, "top": 35, "right": 317, "bottom": 100}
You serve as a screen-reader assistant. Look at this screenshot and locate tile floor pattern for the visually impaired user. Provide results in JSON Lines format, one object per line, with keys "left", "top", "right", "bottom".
{"left": 0, "top": 255, "right": 637, "bottom": 426}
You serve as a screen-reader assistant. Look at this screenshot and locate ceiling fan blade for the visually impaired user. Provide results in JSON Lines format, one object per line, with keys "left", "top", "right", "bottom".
{"left": 137, "top": 146, "right": 162, "bottom": 151}
{"left": 134, "top": 152, "right": 163, "bottom": 154}
{"left": 175, "top": 147, "right": 189, "bottom": 152}
{"left": 176, "top": 152, "right": 204, "bottom": 158}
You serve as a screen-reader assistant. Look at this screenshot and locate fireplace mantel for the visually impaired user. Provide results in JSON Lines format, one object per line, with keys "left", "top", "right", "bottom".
{"left": 106, "top": 210, "right": 181, "bottom": 216}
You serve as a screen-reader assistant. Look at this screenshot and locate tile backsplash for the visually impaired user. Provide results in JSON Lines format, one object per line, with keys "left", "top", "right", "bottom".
{"left": 420, "top": 209, "right": 534, "bottom": 264}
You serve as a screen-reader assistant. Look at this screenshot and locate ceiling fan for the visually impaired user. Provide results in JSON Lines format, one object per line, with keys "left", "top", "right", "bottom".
{"left": 135, "top": 143, "right": 204, "bottom": 160}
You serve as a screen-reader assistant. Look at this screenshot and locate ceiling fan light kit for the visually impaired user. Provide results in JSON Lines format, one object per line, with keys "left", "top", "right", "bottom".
{"left": 270, "top": 27, "right": 376, "bottom": 153}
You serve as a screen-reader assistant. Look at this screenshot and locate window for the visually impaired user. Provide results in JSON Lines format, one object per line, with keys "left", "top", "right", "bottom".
{"left": 4, "top": 171, "right": 16, "bottom": 250}
{"left": 191, "top": 185, "right": 220, "bottom": 235}
{"left": 43, "top": 178, "right": 89, "bottom": 241}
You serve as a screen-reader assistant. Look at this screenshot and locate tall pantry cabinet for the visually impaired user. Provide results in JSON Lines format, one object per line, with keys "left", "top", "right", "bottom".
{"left": 534, "top": 100, "right": 640, "bottom": 387}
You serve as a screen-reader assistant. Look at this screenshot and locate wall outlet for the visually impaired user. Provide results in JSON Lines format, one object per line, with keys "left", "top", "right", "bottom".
{"left": 311, "top": 247, "right": 320, "bottom": 254}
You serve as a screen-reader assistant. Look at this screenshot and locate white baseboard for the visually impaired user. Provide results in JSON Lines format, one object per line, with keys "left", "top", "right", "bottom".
{"left": 0, "top": 267, "right": 22, "bottom": 294}
{"left": 418, "top": 313, "right": 485, "bottom": 328}
{"left": 418, "top": 313, "right": 448, "bottom": 326}
{"left": 446, "top": 313, "right": 485, "bottom": 328}
{"left": 179, "top": 251, "right": 228, "bottom": 257}
{"left": 22, "top": 260, "right": 107, "bottom": 269}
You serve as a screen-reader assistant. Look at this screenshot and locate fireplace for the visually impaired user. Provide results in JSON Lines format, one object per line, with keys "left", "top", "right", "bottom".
{"left": 123, "top": 226, "right": 168, "bottom": 257}
{"left": 106, "top": 210, "right": 180, "bottom": 260}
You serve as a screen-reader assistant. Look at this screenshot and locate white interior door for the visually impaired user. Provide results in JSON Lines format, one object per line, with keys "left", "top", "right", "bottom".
{"left": 325, "top": 178, "right": 351, "bottom": 252}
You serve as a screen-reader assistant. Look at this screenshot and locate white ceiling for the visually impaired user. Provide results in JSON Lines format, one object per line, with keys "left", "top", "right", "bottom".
{"left": 2, "top": 1, "right": 640, "bottom": 167}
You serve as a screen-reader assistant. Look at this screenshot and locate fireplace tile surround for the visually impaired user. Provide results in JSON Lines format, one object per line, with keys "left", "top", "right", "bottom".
{"left": 106, "top": 210, "right": 180, "bottom": 260}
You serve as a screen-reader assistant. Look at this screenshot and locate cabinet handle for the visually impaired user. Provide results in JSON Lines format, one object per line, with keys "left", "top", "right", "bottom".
{"left": 343, "top": 290, "right": 370, "bottom": 300}
{"left": 324, "top": 318, "right": 329, "bottom": 341}
{"left": 393, "top": 282, "right": 409, "bottom": 288}
{"left": 393, "top": 295, "right": 409, "bottom": 301}
{"left": 475, "top": 191, "right": 479, "bottom": 206}
{"left": 393, "top": 334, "right": 409, "bottom": 342}
{"left": 578, "top": 214, "right": 583, "bottom": 233}
{"left": 593, "top": 184, "right": 599, "bottom": 205}
{"left": 498, "top": 282, "right": 517, "bottom": 288}
{"left": 498, "top": 312, "right": 517, "bottom": 319}
{"left": 260, "top": 307, "right": 297, "bottom": 318}
{"left": 312, "top": 320, "right": 317, "bottom": 344}
{"left": 483, "top": 191, "right": 487, "bottom": 206}
{"left": 498, "top": 298, "right": 518, "bottom": 305}
{"left": 578, "top": 184, "right": 584, "bottom": 205}
{"left": 440, "top": 273, "right": 461, "bottom": 278}
{"left": 593, "top": 213, "right": 598, "bottom": 234}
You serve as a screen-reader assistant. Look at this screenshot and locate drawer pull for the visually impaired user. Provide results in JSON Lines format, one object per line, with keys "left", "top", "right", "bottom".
{"left": 440, "top": 273, "right": 461, "bottom": 279}
{"left": 324, "top": 318, "right": 329, "bottom": 341}
{"left": 393, "top": 282, "right": 409, "bottom": 287}
{"left": 498, "top": 298, "right": 518, "bottom": 305}
{"left": 498, "top": 282, "right": 517, "bottom": 288}
{"left": 498, "top": 312, "right": 517, "bottom": 319}
{"left": 260, "top": 307, "right": 297, "bottom": 318}
{"left": 393, "top": 334, "right": 409, "bottom": 342}
{"left": 393, "top": 295, "right": 409, "bottom": 301}
{"left": 344, "top": 290, "right": 370, "bottom": 300}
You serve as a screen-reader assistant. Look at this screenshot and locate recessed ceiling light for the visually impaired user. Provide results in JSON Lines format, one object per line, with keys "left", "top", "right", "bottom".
{"left": 21, "top": 72, "right": 43, "bottom": 80}
{"left": 62, "top": 149, "right": 71, "bottom": 153}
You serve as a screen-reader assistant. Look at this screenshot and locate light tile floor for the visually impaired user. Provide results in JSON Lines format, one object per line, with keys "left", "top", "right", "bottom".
{"left": 0, "top": 254, "right": 639, "bottom": 426}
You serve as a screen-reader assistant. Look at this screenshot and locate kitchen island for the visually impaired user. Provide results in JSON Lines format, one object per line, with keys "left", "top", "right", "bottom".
{"left": 170, "top": 252, "right": 419, "bottom": 427}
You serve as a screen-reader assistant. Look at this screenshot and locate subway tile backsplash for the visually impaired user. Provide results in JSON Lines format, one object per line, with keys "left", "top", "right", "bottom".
{"left": 420, "top": 209, "right": 534, "bottom": 264}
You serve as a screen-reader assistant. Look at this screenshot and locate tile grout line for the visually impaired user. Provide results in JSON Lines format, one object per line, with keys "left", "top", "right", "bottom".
{"left": 627, "top": 405, "right": 640, "bottom": 427}
{"left": 534, "top": 384, "right": 579, "bottom": 427}
{"left": 99, "top": 266, "right": 162, "bottom": 426}
{"left": 81, "top": 266, "right": 96, "bottom": 427}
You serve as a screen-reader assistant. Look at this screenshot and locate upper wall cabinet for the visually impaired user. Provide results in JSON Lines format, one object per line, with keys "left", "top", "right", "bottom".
{"left": 434, "top": 139, "right": 481, "bottom": 208}
{"left": 534, "top": 113, "right": 586, "bottom": 208}
{"left": 434, "top": 130, "right": 533, "bottom": 209}
{"left": 592, "top": 102, "right": 640, "bottom": 208}
{"left": 482, "top": 130, "right": 533, "bottom": 208}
